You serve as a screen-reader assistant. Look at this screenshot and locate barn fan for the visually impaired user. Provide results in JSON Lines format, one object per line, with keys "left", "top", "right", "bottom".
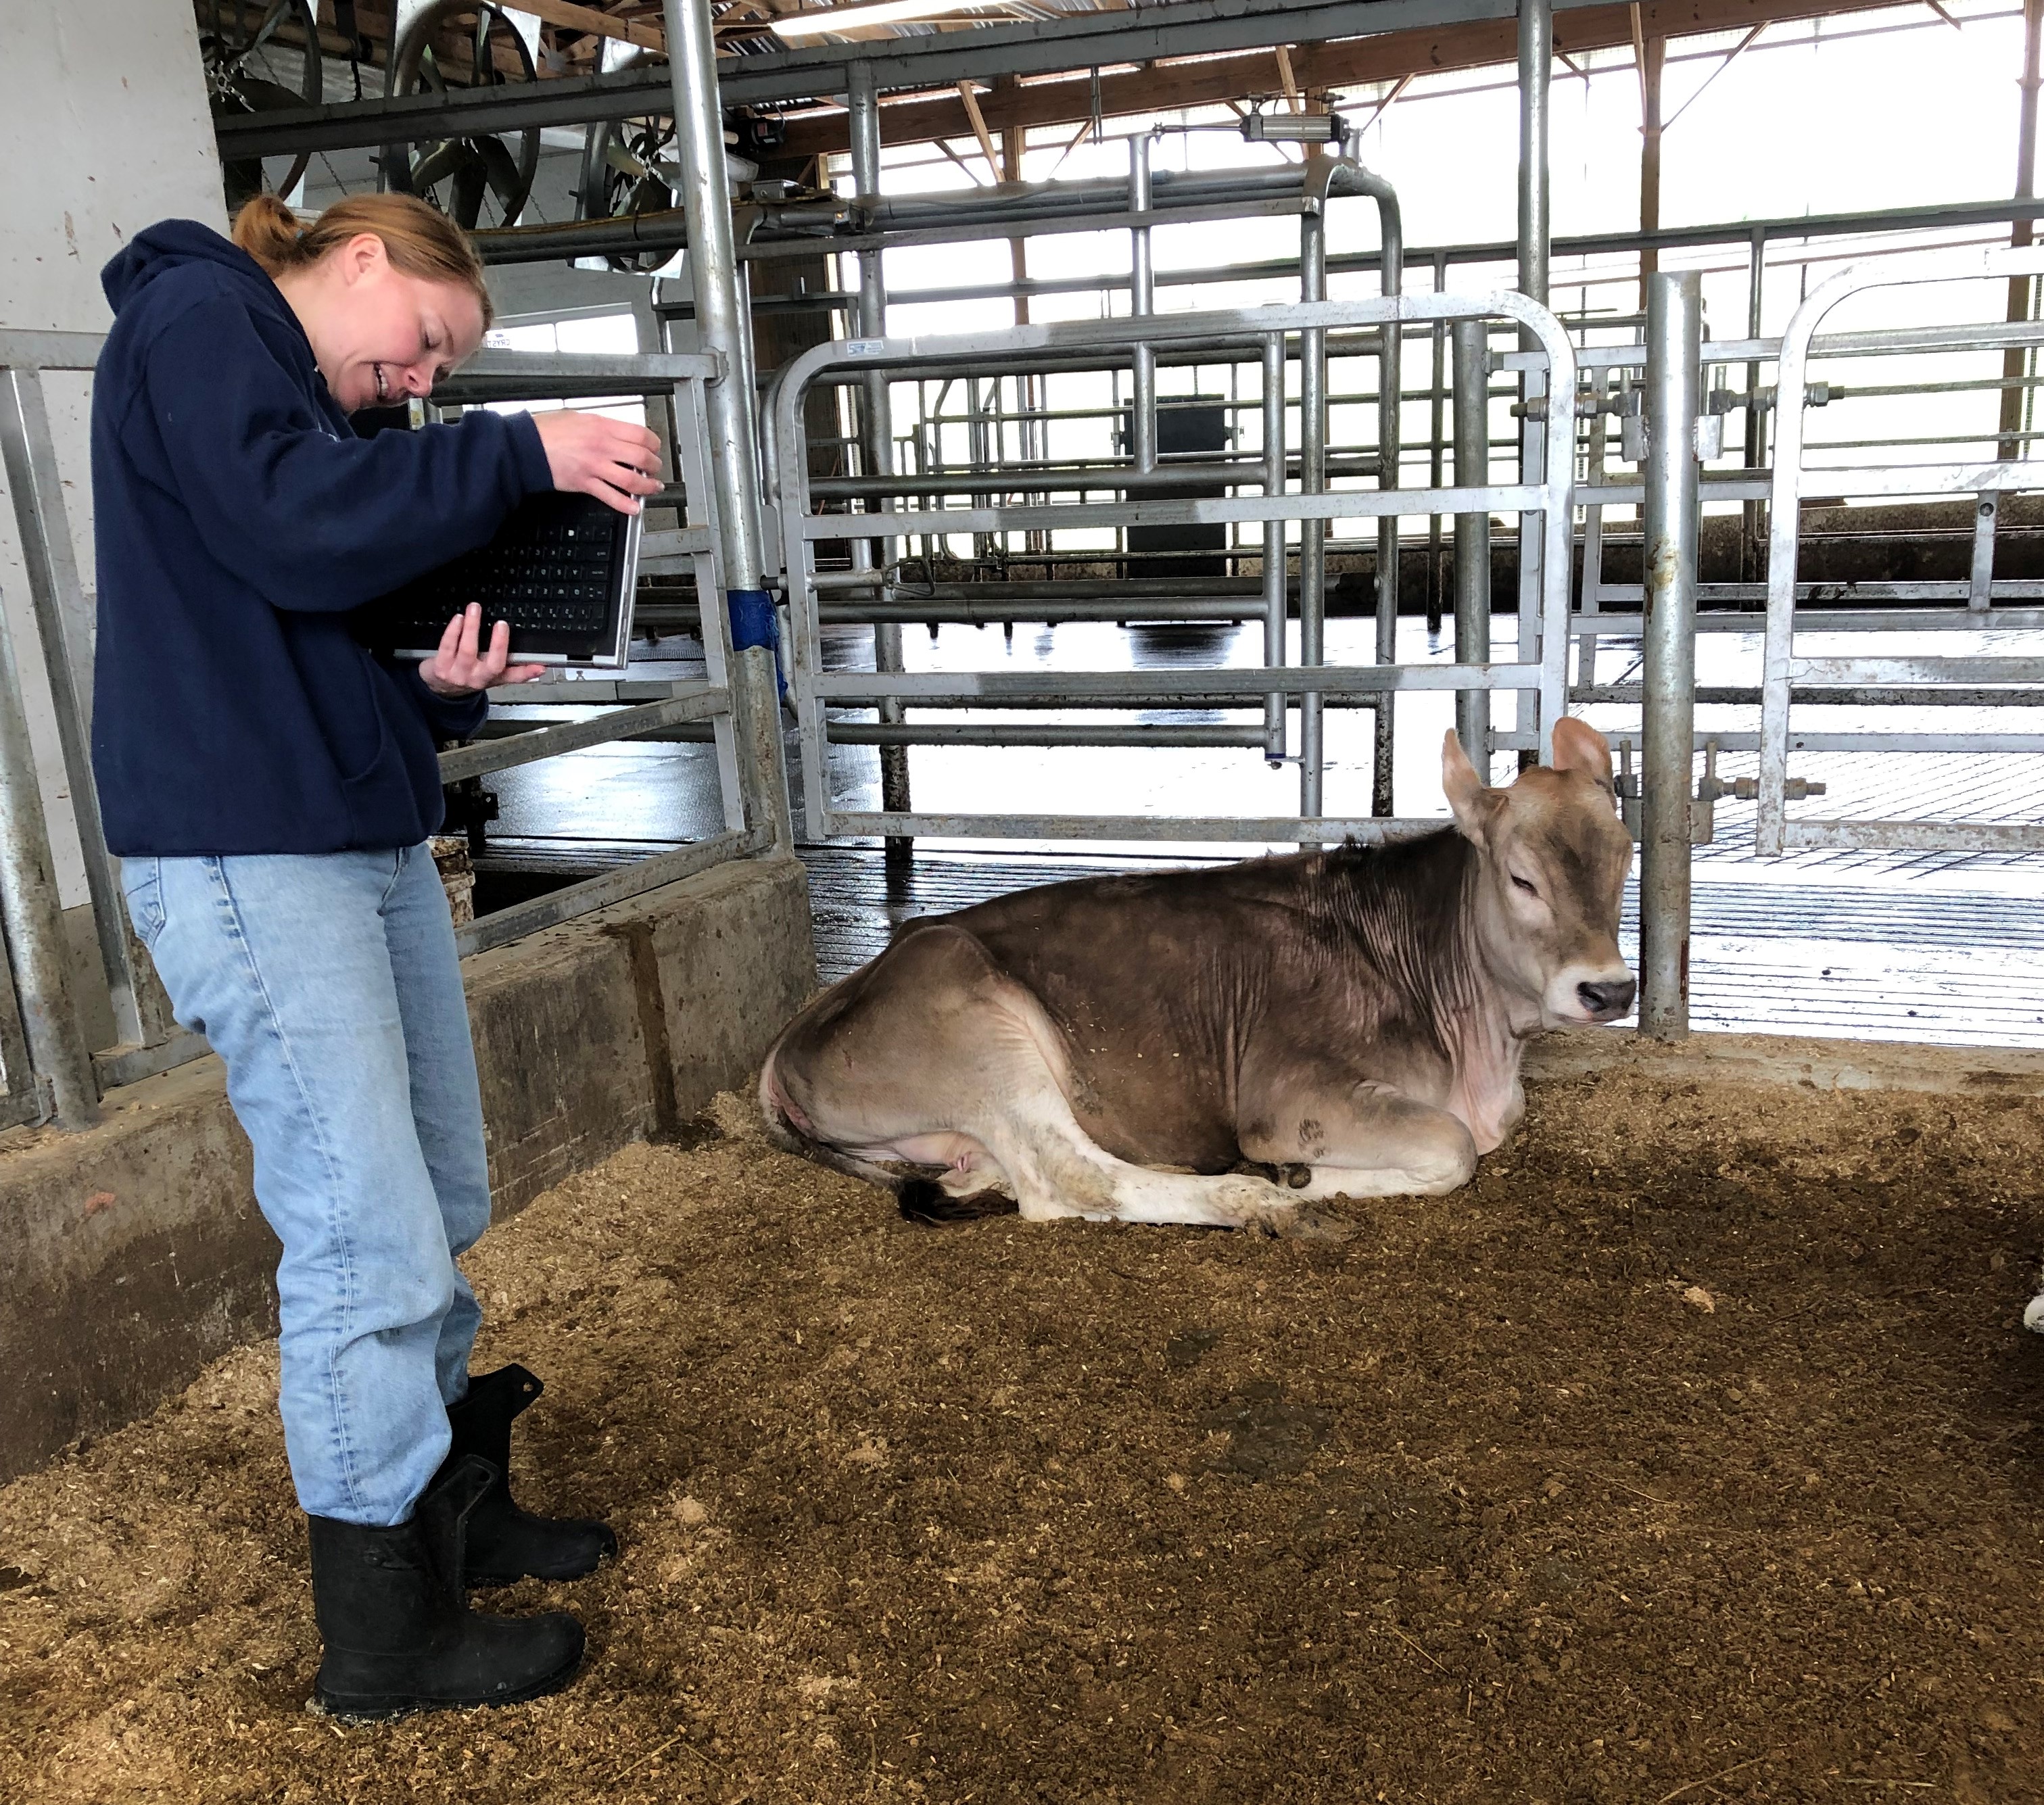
{"left": 199, "top": 0, "right": 324, "bottom": 210}
{"left": 576, "top": 112, "right": 684, "bottom": 272}
{"left": 380, "top": 0, "right": 540, "bottom": 231}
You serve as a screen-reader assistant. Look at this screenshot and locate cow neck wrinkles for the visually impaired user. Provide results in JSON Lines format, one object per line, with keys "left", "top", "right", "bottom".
{"left": 1314, "top": 829, "right": 1488, "bottom": 1049}
{"left": 1314, "top": 830, "right": 1527, "bottom": 1149}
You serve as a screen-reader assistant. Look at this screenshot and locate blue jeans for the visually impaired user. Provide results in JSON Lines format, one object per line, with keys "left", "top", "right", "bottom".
{"left": 120, "top": 845, "right": 490, "bottom": 1526}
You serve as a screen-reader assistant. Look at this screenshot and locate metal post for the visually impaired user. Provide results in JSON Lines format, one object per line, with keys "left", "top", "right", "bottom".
{"left": 1636, "top": 27, "right": 1664, "bottom": 311}
{"left": 1999, "top": 0, "right": 2043, "bottom": 461}
{"left": 1371, "top": 191, "right": 1403, "bottom": 817}
{"left": 1742, "top": 224, "right": 1765, "bottom": 580}
{"left": 1516, "top": 0, "right": 1552, "bottom": 770}
{"left": 662, "top": 0, "right": 790, "bottom": 850}
{"left": 1298, "top": 196, "right": 1328, "bottom": 829}
{"left": 1128, "top": 130, "right": 1157, "bottom": 474}
{"left": 1640, "top": 270, "right": 1703, "bottom": 1040}
{"left": 1518, "top": 0, "right": 1552, "bottom": 312}
{"left": 0, "top": 366, "right": 173, "bottom": 1054}
{"left": 0, "top": 585, "right": 97, "bottom": 1128}
{"left": 847, "top": 62, "right": 911, "bottom": 855}
{"left": 1425, "top": 249, "right": 1448, "bottom": 638}
{"left": 1262, "top": 334, "right": 1287, "bottom": 761}
{"left": 1452, "top": 318, "right": 1492, "bottom": 776}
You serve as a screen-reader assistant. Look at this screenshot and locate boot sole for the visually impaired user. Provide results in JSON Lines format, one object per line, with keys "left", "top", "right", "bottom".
{"left": 467, "top": 1537, "right": 620, "bottom": 1589}
{"left": 312, "top": 1644, "right": 584, "bottom": 1723}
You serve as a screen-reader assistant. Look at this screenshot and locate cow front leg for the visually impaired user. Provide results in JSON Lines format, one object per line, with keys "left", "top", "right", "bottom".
{"left": 1239, "top": 1078, "right": 1478, "bottom": 1201}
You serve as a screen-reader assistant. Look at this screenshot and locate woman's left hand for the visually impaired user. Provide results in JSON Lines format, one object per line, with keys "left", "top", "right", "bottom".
{"left": 420, "top": 603, "right": 547, "bottom": 696}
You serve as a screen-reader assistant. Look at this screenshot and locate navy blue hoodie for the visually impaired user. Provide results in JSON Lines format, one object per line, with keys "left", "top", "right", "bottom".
{"left": 89, "top": 220, "right": 554, "bottom": 857}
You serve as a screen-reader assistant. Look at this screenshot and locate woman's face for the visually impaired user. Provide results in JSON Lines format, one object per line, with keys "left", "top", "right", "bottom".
{"left": 290, "top": 232, "right": 488, "bottom": 414}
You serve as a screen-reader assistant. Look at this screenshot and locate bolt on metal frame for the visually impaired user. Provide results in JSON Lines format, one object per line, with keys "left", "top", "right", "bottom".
{"left": 769, "top": 291, "right": 1577, "bottom": 847}
{"left": 0, "top": 337, "right": 784, "bottom": 1130}
{"left": 1755, "top": 245, "right": 2044, "bottom": 856}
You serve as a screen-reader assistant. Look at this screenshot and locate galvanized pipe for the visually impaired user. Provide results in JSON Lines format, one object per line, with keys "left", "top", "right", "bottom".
{"left": 662, "top": 0, "right": 765, "bottom": 592}
{"left": 0, "top": 589, "right": 97, "bottom": 1128}
{"left": 1451, "top": 318, "right": 1492, "bottom": 773}
{"left": 847, "top": 62, "right": 911, "bottom": 844}
{"left": 1128, "top": 130, "right": 1158, "bottom": 473}
{"left": 1298, "top": 206, "right": 1328, "bottom": 828}
{"left": 1262, "top": 335, "right": 1288, "bottom": 761}
{"left": 1640, "top": 270, "right": 1703, "bottom": 1040}
{"left": 1518, "top": 0, "right": 1552, "bottom": 311}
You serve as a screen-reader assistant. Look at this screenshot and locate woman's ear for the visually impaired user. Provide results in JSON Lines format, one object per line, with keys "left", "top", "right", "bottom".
{"left": 338, "top": 231, "right": 389, "bottom": 287}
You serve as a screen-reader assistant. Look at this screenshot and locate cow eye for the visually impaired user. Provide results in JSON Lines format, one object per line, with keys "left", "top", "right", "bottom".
{"left": 1511, "top": 873, "right": 1538, "bottom": 896}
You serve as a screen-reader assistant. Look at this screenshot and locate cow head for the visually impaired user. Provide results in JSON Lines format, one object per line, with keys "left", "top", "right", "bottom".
{"left": 1442, "top": 719, "right": 1637, "bottom": 1028}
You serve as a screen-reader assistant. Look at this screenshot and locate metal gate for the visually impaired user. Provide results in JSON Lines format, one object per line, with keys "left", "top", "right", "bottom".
{"left": 767, "top": 293, "right": 1577, "bottom": 846}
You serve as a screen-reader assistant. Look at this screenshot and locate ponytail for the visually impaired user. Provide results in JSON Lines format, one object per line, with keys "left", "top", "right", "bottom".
{"left": 229, "top": 191, "right": 494, "bottom": 329}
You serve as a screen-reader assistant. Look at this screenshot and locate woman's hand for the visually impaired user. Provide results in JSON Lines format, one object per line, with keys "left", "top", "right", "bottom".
{"left": 420, "top": 603, "right": 547, "bottom": 696}
{"left": 531, "top": 410, "right": 664, "bottom": 514}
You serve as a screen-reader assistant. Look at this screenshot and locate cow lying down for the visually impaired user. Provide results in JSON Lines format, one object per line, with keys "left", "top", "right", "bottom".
{"left": 761, "top": 719, "right": 1636, "bottom": 1235}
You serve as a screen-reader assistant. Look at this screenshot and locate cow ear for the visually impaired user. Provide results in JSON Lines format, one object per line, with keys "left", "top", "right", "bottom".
{"left": 1442, "top": 729, "right": 1499, "bottom": 842}
{"left": 1549, "top": 716, "right": 1615, "bottom": 793}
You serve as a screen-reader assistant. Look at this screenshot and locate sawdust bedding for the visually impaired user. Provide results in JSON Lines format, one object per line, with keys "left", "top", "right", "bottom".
{"left": 4, "top": 1072, "right": 2044, "bottom": 1804}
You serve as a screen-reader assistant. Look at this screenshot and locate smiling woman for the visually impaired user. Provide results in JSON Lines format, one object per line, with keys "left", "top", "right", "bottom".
{"left": 87, "top": 187, "right": 663, "bottom": 1723}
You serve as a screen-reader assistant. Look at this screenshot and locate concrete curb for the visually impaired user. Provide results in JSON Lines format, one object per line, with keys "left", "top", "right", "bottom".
{"left": 0, "top": 854, "right": 814, "bottom": 1485}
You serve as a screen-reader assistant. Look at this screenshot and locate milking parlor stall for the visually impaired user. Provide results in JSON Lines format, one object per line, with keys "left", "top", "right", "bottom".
{"left": 10, "top": 0, "right": 2044, "bottom": 1798}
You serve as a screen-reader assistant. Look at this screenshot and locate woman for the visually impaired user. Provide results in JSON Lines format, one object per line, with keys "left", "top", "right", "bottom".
{"left": 90, "top": 191, "right": 660, "bottom": 1718}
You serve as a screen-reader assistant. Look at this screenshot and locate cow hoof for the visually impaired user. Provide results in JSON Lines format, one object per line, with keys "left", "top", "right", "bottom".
{"left": 1256, "top": 1204, "right": 1356, "bottom": 1243}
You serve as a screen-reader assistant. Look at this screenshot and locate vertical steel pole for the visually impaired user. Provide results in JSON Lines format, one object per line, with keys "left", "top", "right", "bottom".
{"left": 1518, "top": 0, "right": 1552, "bottom": 314}
{"left": 1999, "top": 0, "right": 2043, "bottom": 462}
{"left": 1262, "top": 335, "right": 1287, "bottom": 762}
{"left": 1516, "top": 0, "right": 1552, "bottom": 770}
{"left": 0, "top": 584, "right": 97, "bottom": 1127}
{"left": 663, "top": 0, "right": 790, "bottom": 851}
{"left": 1742, "top": 224, "right": 1765, "bottom": 580}
{"left": 1369, "top": 180, "right": 1404, "bottom": 818}
{"left": 1452, "top": 318, "right": 1492, "bottom": 777}
{"left": 1640, "top": 270, "right": 1702, "bottom": 1041}
{"left": 1128, "top": 131, "right": 1157, "bottom": 474}
{"left": 847, "top": 62, "right": 911, "bottom": 855}
{"left": 1298, "top": 194, "right": 1328, "bottom": 832}
{"left": 1425, "top": 249, "right": 1448, "bottom": 639}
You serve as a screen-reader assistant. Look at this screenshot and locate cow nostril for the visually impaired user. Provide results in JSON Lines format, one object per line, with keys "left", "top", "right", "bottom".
{"left": 1579, "top": 978, "right": 1637, "bottom": 1015}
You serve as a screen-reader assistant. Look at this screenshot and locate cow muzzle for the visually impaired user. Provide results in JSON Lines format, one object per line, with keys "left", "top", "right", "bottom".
{"left": 1545, "top": 963, "right": 1638, "bottom": 1025}
{"left": 1575, "top": 976, "right": 1637, "bottom": 1021}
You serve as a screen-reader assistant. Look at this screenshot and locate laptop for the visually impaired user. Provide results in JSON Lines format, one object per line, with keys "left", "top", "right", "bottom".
{"left": 363, "top": 491, "right": 641, "bottom": 669}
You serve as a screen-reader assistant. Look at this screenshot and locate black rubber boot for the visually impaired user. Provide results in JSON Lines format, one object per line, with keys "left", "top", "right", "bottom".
{"left": 439, "top": 1365, "right": 618, "bottom": 1587}
{"left": 308, "top": 1456, "right": 585, "bottom": 1720}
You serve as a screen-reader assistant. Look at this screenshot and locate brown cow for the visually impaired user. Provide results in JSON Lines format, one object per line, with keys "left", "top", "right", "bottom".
{"left": 761, "top": 720, "right": 1634, "bottom": 1233}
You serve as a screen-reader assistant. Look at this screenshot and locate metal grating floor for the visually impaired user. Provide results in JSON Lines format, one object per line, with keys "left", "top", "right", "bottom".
{"left": 799, "top": 847, "right": 2044, "bottom": 1048}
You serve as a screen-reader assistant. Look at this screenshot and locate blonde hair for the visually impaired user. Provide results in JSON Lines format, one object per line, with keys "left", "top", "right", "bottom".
{"left": 231, "top": 192, "right": 494, "bottom": 330}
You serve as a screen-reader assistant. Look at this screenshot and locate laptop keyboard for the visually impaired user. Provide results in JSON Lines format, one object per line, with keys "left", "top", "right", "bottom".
{"left": 360, "top": 491, "right": 634, "bottom": 661}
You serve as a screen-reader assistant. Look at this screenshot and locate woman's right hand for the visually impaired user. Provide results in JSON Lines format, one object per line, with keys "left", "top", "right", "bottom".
{"left": 531, "top": 410, "right": 664, "bottom": 514}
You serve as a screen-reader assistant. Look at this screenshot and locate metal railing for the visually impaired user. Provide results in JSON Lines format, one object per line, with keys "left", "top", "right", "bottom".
{"left": 769, "top": 291, "right": 1577, "bottom": 846}
{"left": 0, "top": 337, "right": 787, "bottom": 1132}
{"left": 1755, "top": 247, "right": 2044, "bottom": 856}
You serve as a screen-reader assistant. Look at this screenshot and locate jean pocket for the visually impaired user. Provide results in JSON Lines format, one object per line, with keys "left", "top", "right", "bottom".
{"left": 120, "top": 857, "right": 166, "bottom": 948}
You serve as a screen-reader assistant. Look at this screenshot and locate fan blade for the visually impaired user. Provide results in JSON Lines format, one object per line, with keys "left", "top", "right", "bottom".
{"left": 605, "top": 141, "right": 648, "bottom": 181}
{"left": 450, "top": 159, "right": 488, "bottom": 229}
{"left": 475, "top": 135, "right": 525, "bottom": 211}
{"left": 237, "top": 76, "right": 312, "bottom": 112}
{"left": 408, "top": 139, "right": 468, "bottom": 193}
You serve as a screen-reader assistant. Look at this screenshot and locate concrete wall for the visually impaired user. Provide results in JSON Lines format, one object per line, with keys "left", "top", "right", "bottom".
{"left": 0, "top": 2, "right": 227, "bottom": 911}
{"left": 0, "top": 853, "right": 815, "bottom": 1485}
